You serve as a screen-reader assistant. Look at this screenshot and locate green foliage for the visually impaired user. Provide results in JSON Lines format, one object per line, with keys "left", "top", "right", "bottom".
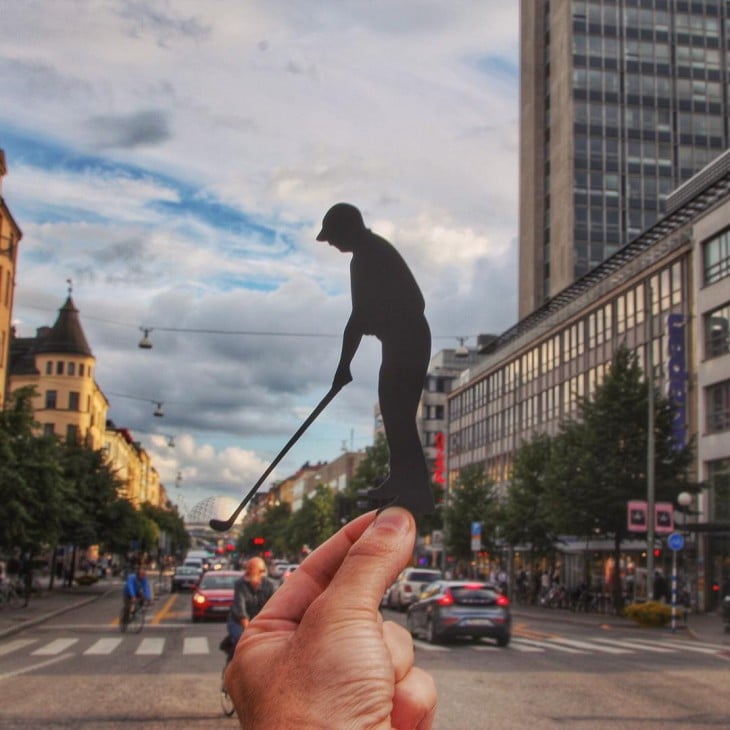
{"left": 346, "top": 433, "right": 390, "bottom": 501}
{"left": 623, "top": 601, "right": 671, "bottom": 627}
{"left": 288, "top": 484, "right": 337, "bottom": 553}
{"left": 444, "top": 464, "right": 498, "bottom": 560}
{"left": 141, "top": 503, "right": 190, "bottom": 555}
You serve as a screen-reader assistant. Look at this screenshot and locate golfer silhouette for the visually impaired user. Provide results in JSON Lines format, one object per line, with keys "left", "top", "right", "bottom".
{"left": 317, "top": 203, "right": 435, "bottom": 515}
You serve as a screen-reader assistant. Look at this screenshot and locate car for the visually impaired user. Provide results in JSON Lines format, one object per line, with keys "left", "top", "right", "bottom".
{"left": 183, "top": 558, "right": 205, "bottom": 572}
{"left": 191, "top": 570, "right": 241, "bottom": 622}
{"left": 280, "top": 564, "right": 298, "bottom": 580}
{"left": 406, "top": 580, "right": 511, "bottom": 646}
{"left": 387, "top": 568, "right": 443, "bottom": 611}
{"left": 171, "top": 565, "right": 202, "bottom": 592}
{"left": 269, "top": 560, "right": 290, "bottom": 579}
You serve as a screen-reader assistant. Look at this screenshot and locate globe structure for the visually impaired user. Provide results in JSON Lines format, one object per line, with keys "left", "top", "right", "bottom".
{"left": 186, "top": 495, "right": 242, "bottom": 527}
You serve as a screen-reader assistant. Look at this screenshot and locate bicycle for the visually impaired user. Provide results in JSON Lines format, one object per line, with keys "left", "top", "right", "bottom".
{"left": 219, "top": 634, "right": 236, "bottom": 717}
{"left": 0, "top": 579, "right": 23, "bottom": 609}
{"left": 119, "top": 600, "right": 147, "bottom": 633}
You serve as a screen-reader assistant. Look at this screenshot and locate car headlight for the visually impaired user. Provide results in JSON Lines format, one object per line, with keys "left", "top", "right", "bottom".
{"left": 193, "top": 593, "right": 207, "bottom": 605}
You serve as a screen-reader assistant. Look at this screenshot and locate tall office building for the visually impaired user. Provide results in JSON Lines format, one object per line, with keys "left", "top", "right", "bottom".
{"left": 519, "top": 0, "right": 729, "bottom": 318}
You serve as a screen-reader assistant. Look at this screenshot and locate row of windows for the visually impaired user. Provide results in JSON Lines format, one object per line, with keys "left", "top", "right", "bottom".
{"left": 704, "top": 302, "right": 730, "bottom": 358}
{"left": 707, "top": 380, "right": 730, "bottom": 433}
{"left": 44, "top": 360, "right": 92, "bottom": 378}
{"left": 45, "top": 390, "right": 83, "bottom": 411}
{"left": 0, "top": 265, "right": 12, "bottom": 308}
{"left": 707, "top": 458, "right": 730, "bottom": 521}
{"left": 43, "top": 423, "right": 79, "bottom": 441}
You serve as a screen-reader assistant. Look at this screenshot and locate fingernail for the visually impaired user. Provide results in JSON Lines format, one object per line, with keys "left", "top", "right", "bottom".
{"left": 373, "top": 507, "right": 409, "bottom": 534}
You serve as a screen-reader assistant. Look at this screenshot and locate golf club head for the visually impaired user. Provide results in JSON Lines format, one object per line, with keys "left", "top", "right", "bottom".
{"left": 209, "top": 518, "right": 232, "bottom": 532}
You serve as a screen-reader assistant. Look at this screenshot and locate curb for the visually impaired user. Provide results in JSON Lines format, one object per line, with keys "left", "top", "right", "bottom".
{"left": 0, "top": 588, "right": 116, "bottom": 640}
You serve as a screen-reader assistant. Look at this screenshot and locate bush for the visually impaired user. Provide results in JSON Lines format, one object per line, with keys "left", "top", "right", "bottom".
{"left": 75, "top": 575, "right": 100, "bottom": 586}
{"left": 623, "top": 600, "right": 671, "bottom": 627}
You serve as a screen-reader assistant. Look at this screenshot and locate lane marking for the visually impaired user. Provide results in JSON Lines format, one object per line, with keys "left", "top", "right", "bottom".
{"left": 0, "top": 639, "right": 37, "bottom": 656}
{"left": 514, "top": 637, "right": 586, "bottom": 654}
{"left": 509, "top": 640, "right": 545, "bottom": 652}
{"left": 135, "top": 637, "right": 165, "bottom": 655}
{"left": 83, "top": 638, "right": 123, "bottom": 655}
{"left": 149, "top": 594, "right": 178, "bottom": 625}
{"left": 31, "top": 638, "right": 79, "bottom": 656}
{"left": 593, "top": 638, "right": 675, "bottom": 654}
{"left": 0, "top": 653, "right": 74, "bottom": 681}
{"left": 183, "top": 637, "right": 209, "bottom": 655}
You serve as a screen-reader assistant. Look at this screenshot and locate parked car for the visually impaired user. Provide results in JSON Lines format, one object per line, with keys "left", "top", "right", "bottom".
{"left": 171, "top": 565, "right": 202, "bottom": 592}
{"left": 387, "top": 568, "right": 443, "bottom": 611}
{"left": 406, "top": 581, "right": 511, "bottom": 646}
{"left": 191, "top": 570, "right": 241, "bottom": 622}
{"left": 269, "top": 560, "right": 290, "bottom": 579}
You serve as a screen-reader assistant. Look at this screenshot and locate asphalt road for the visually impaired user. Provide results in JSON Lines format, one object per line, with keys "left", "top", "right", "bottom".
{"left": 1, "top": 592, "right": 729, "bottom": 729}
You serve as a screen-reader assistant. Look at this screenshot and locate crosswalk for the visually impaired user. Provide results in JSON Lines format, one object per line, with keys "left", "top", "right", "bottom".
{"left": 1, "top": 634, "right": 727, "bottom": 661}
{"left": 414, "top": 635, "right": 728, "bottom": 658}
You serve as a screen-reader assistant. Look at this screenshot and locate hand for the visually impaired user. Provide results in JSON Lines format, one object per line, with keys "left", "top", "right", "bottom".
{"left": 332, "top": 364, "right": 353, "bottom": 391}
{"left": 225, "top": 508, "right": 437, "bottom": 729}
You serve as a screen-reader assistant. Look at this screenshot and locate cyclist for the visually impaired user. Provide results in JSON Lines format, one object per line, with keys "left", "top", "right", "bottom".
{"left": 122, "top": 565, "right": 151, "bottom": 624}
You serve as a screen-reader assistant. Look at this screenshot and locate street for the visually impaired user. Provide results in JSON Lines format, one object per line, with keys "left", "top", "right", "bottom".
{"left": 1, "top": 591, "right": 729, "bottom": 729}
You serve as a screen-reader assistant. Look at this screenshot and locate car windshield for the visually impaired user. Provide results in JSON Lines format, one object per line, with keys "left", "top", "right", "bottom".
{"left": 177, "top": 567, "right": 199, "bottom": 574}
{"left": 407, "top": 571, "right": 441, "bottom": 582}
{"left": 200, "top": 574, "right": 238, "bottom": 590}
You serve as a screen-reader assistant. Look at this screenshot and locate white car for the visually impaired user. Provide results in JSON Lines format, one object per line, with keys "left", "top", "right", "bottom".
{"left": 269, "top": 560, "right": 290, "bottom": 579}
{"left": 387, "top": 568, "right": 443, "bottom": 611}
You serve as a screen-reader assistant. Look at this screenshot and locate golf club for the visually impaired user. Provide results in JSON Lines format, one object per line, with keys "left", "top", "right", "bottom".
{"left": 209, "top": 385, "right": 341, "bottom": 531}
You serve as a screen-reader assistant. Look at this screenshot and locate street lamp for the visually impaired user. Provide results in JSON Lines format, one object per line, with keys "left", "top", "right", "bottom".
{"left": 677, "top": 491, "right": 694, "bottom": 614}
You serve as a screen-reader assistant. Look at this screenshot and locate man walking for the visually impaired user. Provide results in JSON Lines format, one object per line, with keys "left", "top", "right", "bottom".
{"left": 317, "top": 202, "right": 434, "bottom": 515}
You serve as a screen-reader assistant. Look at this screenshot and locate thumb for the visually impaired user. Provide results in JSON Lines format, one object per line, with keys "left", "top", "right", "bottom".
{"left": 321, "top": 507, "right": 416, "bottom": 614}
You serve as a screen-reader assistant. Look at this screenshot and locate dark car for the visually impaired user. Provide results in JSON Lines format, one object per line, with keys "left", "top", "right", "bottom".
{"left": 406, "top": 580, "right": 511, "bottom": 646}
{"left": 191, "top": 570, "right": 241, "bottom": 622}
{"left": 171, "top": 565, "right": 202, "bottom": 592}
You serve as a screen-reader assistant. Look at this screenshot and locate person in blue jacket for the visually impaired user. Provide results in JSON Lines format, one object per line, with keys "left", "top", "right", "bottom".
{"left": 122, "top": 564, "right": 151, "bottom": 623}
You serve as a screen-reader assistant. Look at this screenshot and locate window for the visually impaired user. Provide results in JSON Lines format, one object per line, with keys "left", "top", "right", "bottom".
{"left": 69, "top": 392, "right": 80, "bottom": 411}
{"left": 703, "top": 229, "right": 730, "bottom": 286}
{"left": 45, "top": 361, "right": 53, "bottom": 375}
{"left": 707, "top": 459, "right": 730, "bottom": 522}
{"left": 43, "top": 423, "right": 55, "bottom": 436}
{"left": 706, "top": 381, "right": 730, "bottom": 433}
{"left": 68, "top": 362, "right": 76, "bottom": 376}
{"left": 67, "top": 424, "right": 79, "bottom": 443}
{"left": 45, "top": 390, "right": 57, "bottom": 409}
{"left": 705, "top": 304, "right": 730, "bottom": 359}
{"left": 56, "top": 361, "right": 64, "bottom": 375}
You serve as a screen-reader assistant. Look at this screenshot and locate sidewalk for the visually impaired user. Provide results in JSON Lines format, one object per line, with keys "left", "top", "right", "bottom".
{"left": 512, "top": 603, "right": 730, "bottom": 645}
{"left": 0, "top": 576, "right": 122, "bottom": 640}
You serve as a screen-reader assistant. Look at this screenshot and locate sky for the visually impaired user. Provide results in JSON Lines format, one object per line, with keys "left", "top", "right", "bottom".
{"left": 1, "top": 1, "right": 520, "bottom": 518}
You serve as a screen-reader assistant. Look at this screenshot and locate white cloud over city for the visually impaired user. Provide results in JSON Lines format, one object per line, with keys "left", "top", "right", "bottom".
{"left": 1, "top": 1, "right": 520, "bottom": 512}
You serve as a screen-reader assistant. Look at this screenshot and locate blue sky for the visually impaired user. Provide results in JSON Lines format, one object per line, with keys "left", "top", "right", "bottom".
{"left": 1, "top": 0, "right": 520, "bottom": 515}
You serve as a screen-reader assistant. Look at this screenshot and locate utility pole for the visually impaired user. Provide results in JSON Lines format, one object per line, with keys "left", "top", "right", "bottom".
{"left": 646, "top": 284, "right": 655, "bottom": 600}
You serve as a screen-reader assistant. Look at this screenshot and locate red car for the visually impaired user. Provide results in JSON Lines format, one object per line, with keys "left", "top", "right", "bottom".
{"left": 191, "top": 570, "right": 241, "bottom": 622}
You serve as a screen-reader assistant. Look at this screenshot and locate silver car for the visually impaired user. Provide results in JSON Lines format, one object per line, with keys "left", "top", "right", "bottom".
{"left": 387, "top": 568, "right": 442, "bottom": 611}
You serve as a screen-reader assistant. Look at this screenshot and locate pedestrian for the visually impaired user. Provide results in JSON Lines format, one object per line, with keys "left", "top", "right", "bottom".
{"left": 316, "top": 202, "right": 434, "bottom": 514}
{"left": 20, "top": 552, "right": 33, "bottom": 607}
{"left": 224, "top": 507, "right": 437, "bottom": 727}
{"left": 226, "top": 557, "right": 275, "bottom": 654}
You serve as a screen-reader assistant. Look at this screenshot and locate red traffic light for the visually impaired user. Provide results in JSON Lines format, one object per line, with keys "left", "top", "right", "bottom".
{"left": 253, "top": 537, "right": 265, "bottom": 546}
{"left": 226, "top": 543, "right": 234, "bottom": 552}
{"left": 653, "top": 548, "right": 661, "bottom": 558}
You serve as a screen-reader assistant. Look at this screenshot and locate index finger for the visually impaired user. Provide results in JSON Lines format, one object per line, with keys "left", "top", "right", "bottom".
{"left": 245, "top": 510, "right": 377, "bottom": 633}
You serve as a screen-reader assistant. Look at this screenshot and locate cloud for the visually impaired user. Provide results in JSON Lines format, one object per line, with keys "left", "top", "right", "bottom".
{"left": 86, "top": 110, "right": 172, "bottom": 149}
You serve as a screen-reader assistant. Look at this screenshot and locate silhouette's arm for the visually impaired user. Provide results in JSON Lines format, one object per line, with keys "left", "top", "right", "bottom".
{"left": 333, "top": 315, "right": 361, "bottom": 389}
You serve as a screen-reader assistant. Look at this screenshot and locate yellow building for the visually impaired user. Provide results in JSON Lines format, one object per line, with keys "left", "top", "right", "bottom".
{"left": 9, "top": 295, "right": 108, "bottom": 449}
{"left": 0, "top": 150, "right": 22, "bottom": 410}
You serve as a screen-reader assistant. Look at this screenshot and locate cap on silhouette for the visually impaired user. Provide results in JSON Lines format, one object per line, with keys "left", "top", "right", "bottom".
{"left": 316, "top": 203, "right": 365, "bottom": 241}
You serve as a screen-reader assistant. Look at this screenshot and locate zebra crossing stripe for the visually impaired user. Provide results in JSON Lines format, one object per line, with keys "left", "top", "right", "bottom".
{"left": 31, "top": 638, "right": 79, "bottom": 656}
{"left": 183, "top": 637, "right": 208, "bottom": 655}
{"left": 0, "top": 639, "right": 37, "bottom": 656}
{"left": 135, "top": 638, "right": 165, "bottom": 655}
{"left": 513, "top": 637, "right": 586, "bottom": 654}
{"left": 592, "top": 638, "right": 675, "bottom": 653}
{"left": 84, "top": 638, "right": 123, "bottom": 655}
{"left": 547, "top": 637, "right": 632, "bottom": 654}
{"left": 509, "top": 640, "right": 545, "bottom": 652}
{"left": 660, "top": 640, "right": 720, "bottom": 655}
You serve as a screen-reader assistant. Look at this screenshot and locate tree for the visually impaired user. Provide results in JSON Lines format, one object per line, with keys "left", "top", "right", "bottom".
{"left": 346, "top": 433, "right": 390, "bottom": 504}
{"left": 502, "top": 432, "right": 559, "bottom": 558}
{"left": 288, "top": 484, "right": 337, "bottom": 555}
{"left": 548, "top": 345, "right": 696, "bottom": 609}
{"left": 444, "top": 464, "right": 499, "bottom": 561}
{"left": 140, "top": 503, "right": 190, "bottom": 557}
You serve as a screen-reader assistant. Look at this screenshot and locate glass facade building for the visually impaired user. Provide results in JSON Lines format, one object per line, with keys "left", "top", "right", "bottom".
{"left": 519, "top": 0, "right": 730, "bottom": 319}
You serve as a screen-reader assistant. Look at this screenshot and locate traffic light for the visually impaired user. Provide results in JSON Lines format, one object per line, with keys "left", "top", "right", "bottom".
{"left": 653, "top": 548, "right": 662, "bottom": 559}
{"left": 253, "top": 537, "right": 265, "bottom": 546}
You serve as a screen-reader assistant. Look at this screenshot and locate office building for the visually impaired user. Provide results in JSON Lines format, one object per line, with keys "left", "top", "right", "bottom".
{"left": 519, "top": 0, "right": 730, "bottom": 318}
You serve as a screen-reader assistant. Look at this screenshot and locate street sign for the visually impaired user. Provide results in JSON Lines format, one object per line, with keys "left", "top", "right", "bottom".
{"left": 470, "top": 521, "right": 482, "bottom": 552}
{"left": 667, "top": 532, "right": 684, "bottom": 552}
